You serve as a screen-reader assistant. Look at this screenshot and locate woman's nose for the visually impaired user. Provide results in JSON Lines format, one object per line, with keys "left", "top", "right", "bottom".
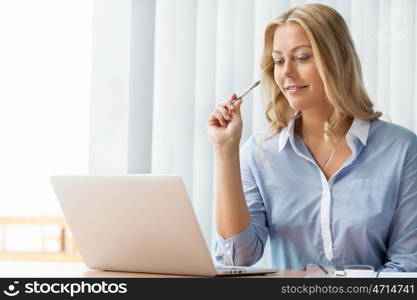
{"left": 282, "top": 61, "right": 295, "bottom": 78}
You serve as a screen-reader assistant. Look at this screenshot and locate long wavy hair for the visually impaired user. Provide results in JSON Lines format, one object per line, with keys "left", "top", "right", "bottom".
{"left": 259, "top": 3, "right": 381, "bottom": 150}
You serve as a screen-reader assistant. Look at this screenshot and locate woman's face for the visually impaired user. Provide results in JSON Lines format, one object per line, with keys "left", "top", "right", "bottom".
{"left": 272, "top": 23, "right": 327, "bottom": 111}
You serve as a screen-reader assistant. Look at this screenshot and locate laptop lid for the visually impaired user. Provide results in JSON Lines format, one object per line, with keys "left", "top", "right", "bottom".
{"left": 50, "top": 174, "right": 218, "bottom": 277}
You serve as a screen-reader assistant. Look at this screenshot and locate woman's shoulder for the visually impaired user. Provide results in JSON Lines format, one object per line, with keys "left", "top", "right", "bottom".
{"left": 239, "top": 131, "right": 281, "bottom": 169}
{"left": 371, "top": 119, "right": 417, "bottom": 147}
{"left": 241, "top": 131, "right": 279, "bottom": 152}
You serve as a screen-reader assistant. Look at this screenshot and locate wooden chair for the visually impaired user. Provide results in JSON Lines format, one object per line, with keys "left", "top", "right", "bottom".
{"left": 0, "top": 216, "right": 82, "bottom": 262}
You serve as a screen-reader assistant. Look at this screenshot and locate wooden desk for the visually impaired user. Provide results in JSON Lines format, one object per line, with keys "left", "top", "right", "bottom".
{"left": 0, "top": 261, "right": 305, "bottom": 278}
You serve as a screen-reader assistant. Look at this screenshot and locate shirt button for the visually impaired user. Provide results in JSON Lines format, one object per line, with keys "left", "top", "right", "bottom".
{"left": 225, "top": 243, "right": 230, "bottom": 248}
{"left": 227, "top": 251, "right": 232, "bottom": 255}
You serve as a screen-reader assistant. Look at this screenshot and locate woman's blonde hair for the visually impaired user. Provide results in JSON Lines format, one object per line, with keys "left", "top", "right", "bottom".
{"left": 259, "top": 3, "right": 381, "bottom": 149}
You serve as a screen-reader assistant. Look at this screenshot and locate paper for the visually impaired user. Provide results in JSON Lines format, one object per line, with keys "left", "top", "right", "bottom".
{"left": 337, "top": 270, "right": 417, "bottom": 278}
{"left": 377, "top": 272, "right": 417, "bottom": 278}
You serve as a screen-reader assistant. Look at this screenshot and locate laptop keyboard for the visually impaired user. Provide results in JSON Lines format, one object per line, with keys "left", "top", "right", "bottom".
{"left": 216, "top": 266, "right": 247, "bottom": 271}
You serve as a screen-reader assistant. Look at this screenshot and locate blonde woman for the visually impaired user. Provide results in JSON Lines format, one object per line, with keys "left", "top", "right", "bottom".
{"left": 207, "top": 3, "right": 417, "bottom": 272}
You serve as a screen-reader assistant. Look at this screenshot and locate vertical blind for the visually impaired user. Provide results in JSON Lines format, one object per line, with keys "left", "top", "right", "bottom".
{"left": 90, "top": 0, "right": 417, "bottom": 266}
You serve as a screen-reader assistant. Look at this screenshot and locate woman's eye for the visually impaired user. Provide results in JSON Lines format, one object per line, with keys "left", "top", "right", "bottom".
{"left": 296, "top": 55, "right": 310, "bottom": 61}
{"left": 274, "top": 55, "right": 310, "bottom": 65}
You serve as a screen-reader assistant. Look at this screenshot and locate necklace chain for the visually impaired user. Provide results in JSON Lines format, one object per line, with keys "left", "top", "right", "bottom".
{"left": 302, "top": 122, "right": 345, "bottom": 171}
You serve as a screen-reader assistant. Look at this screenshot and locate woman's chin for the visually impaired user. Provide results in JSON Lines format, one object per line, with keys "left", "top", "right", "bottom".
{"left": 287, "top": 98, "right": 312, "bottom": 111}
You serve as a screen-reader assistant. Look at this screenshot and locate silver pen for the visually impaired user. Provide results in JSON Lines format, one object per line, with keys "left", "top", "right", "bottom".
{"left": 232, "top": 80, "right": 261, "bottom": 104}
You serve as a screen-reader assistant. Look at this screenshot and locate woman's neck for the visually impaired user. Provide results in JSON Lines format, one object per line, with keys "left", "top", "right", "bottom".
{"left": 296, "top": 106, "right": 352, "bottom": 143}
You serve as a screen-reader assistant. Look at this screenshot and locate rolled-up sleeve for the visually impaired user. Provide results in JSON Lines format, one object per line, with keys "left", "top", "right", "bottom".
{"left": 383, "top": 134, "right": 417, "bottom": 272}
{"left": 215, "top": 136, "right": 269, "bottom": 266}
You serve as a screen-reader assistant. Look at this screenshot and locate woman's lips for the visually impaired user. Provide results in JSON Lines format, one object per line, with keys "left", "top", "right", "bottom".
{"left": 286, "top": 85, "right": 308, "bottom": 94}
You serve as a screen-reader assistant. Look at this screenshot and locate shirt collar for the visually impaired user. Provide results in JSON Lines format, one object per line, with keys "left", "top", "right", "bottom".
{"left": 278, "top": 111, "right": 300, "bottom": 152}
{"left": 278, "top": 111, "right": 370, "bottom": 152}
{"left": 347, "top": 117, "right": 370, "bottom": 146}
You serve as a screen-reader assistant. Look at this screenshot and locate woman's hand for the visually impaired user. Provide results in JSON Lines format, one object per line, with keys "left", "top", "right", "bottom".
{"left": 206, "top": 93, "right": 243, "bottom": 149}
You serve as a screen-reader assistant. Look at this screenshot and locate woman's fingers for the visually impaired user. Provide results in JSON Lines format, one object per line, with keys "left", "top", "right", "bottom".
{"left": 207, "top": 94, "right": 238, "bottom": 128}
{"left": 214, "top": 111, "right": 227, "bottom": 127}
{"left": 227, "top": 94, "right": 237, "bottom": 110}
{"left": 217, "top": 104, "right": 231, "bottom": 121}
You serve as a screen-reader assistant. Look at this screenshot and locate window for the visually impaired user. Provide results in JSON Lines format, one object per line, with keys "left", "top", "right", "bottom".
{"left": 0, "top": 0, "right": 92, "bottom": 259}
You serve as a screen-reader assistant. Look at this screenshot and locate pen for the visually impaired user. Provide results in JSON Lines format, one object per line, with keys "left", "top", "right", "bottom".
{"left": 232, "top": 80, "right": 261, "bottom": 104}
{"left": 318, "top": 264, "right": 329, "bottom": 275}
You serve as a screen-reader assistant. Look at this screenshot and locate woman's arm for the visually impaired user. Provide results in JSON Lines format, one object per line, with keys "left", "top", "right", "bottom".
{"left": 214, "top": 145, "right": 250, "bottom": 238}
{"left": 207, "top": 94, "right": 268, "bottom": 266}
{"left": 206, "top": 93, "right": 250, "bottom": 238}
{"left": 383, "top": 134, "right": 417, "bottom": 272}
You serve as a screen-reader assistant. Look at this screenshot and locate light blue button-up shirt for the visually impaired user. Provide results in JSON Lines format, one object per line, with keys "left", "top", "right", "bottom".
{"left": 215, "top": 114, "right": 417, "bottom": 272}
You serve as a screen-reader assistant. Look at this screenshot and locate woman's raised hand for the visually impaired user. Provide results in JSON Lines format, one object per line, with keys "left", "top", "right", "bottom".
{"left": 206, "top": 93, "right": 243, "bottom": 149}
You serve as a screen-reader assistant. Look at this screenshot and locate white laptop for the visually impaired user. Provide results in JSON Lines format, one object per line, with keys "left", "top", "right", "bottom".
{"left": 50, "top": 174, "right": 279, "bottom": 277}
